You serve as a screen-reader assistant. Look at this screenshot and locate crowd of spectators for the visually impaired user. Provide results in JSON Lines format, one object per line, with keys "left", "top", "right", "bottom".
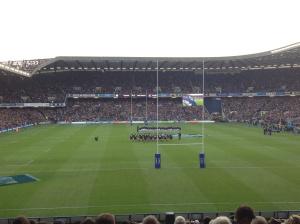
{"left": 0, "top": 98, "right": 206, "bottom": 130}
{"left": 204, "top": 69, "right": 300, "bottom": 93}
{"left": 0, "top": 108, "right": 46, "bottom": 131}
{"left": 222, "top": 96, "right": 300, "bottom": 124}
{"left": 1, "top": 68, "right": 300, "bottom": 130}
{"left": 1, "top": 68, "right": 300, "bottom": 103}
{"left": 42, "top": 98, "right": 206, "bottom": 122}
{"left": 10, "top": 205, "right": 300, "bottom": 224}
{"left": 2, "top": 95, "right": 300, "bottom": 131}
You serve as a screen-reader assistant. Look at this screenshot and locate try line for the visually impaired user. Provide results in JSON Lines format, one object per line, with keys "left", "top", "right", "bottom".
{"left": 158, "top": 142, "right": 203, "bottom": 146}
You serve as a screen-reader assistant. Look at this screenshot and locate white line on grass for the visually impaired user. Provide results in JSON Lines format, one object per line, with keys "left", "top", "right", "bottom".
{"left": 1, "top": 201, "right": 300, "bottom": 211}
{"left": 0, "top": 166, "right": 298, "bottom": 174}
{"left": 158, "top": 143, "right": 203, "bottom": 146}
{"left": 5, "top": 160, "right": 34, "bottom": 166}
{"left": 25, "top": 160, "right": 34, "bottom": 166}
{"left": 44, "top": 148, "right": 51, "bottom": 153}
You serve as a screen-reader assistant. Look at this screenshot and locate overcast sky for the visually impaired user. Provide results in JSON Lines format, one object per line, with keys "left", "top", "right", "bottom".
{"left": 0, "top": 0, "right": 300, "bottom": 61}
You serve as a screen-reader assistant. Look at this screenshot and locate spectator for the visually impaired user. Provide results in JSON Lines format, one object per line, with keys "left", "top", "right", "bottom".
{"left": 81, "top": 218, "right": 95, "bottom": 224}
{"left": 251, "top": 216, "right": 267, "bottom": 224}
{"left": 285, "top": 215, "right": 300, "bottom": 224}
{"left": 175, "top": 216, "right": 186, "bottom": 224}
{"left": 209, "top": 216, "right": 232, "bottom": 224}
{"left": 235, "top": 205, "right": 255, "bottom": 224}
{"left": 203, "top": 217, "right": 212, "bottom": 224}
{"left": 142, "top": 215, "right": 160, "bottom": 224}
{"left": 13, "top": 216, "right": 31, "bottom": 224}
{"left": 95, "top": 213, "right": 115, "bottom": 224}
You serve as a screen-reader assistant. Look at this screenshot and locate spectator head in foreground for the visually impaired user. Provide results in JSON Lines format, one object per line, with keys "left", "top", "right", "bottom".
{"left": 251, "top": 216, "right": 267, "bottom": 224}
{"left": 96, "top": 213, "right": 115, "bottom": 224}
{"left": 209, "top": 216, "right": 232, "bottom": 224}
{"left": 13, "top": 217, "right": 30, "bottom": 224}
{"left": 81, "top": 218, "right": 95, "bottom": 224}
{"left": 203, "top": 217, "right": 212, "bottom": 224}
{"left": 142, "top": 215, "right": 160, "bottom": 224}
{"left": 174, "top": 216, "right": 186, "bottom": 224}
{"left": 268, "top": 217, "right": 281, "bottom": 224}
{"left": 235, "top": 205, "right": 255, "bottom": 224}
{"left": 285, "top": 215, "right": 300, "bottom": 224}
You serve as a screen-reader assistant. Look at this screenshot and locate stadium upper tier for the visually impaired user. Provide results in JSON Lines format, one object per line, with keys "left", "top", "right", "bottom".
{"left": 1, "top": 68, "right": 300, "bottom": 103}
{"left": 0, "top": 42, "right": 300, "bottom": 77}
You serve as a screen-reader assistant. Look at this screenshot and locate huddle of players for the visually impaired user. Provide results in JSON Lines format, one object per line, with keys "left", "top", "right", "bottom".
{"left": 130, "top": 133, "right": 173, "bottom": 142}
{"left": 263, "top": 125, "right": 272, "bottom": 135}
{"left": 262, "top": 122, "right": 283, "bottom": 135}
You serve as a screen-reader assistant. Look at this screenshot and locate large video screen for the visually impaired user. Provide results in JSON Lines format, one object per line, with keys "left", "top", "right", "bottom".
{"left": 182, "top": 94, "right": 204, "bottom": 106}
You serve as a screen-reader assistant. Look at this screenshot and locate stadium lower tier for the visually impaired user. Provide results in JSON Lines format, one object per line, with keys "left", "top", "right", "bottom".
{"left": 0, "top": 98, "right": 206, "bottom": 130}
{"left": 1, "top": 96, "right": 300, "bottom": 131}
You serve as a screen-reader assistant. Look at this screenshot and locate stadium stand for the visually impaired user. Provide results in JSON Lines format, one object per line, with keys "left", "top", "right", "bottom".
{"left": 1, "top": 69, "right": 300, "bottom": 131}
{"left": 222, "top": 96, "right": 300, "bottom": 123}
{"left": 1, "top": 69, "right": 300, "bottom": 103}
{"left": 0, "top": 98, "right": 207, "bottom": 130}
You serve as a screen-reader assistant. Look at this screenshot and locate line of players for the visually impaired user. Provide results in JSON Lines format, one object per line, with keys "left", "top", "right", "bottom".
{"left": 262, "top": 123, "right": 282, "bottom": 135}
{"left": 137, "top": 126, "right": 181, "bottom": 132}
{"left": 130, "top": 133, "right": 174, "bottom": 142}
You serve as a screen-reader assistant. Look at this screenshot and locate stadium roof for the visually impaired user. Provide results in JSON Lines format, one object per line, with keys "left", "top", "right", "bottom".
{"left": 1, "top": 42, "right": 300, "bottom": 77}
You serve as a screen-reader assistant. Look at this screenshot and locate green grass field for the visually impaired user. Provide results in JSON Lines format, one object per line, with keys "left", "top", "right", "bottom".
{"left": 0, "top": 123, "right": 300, "bottom": 218}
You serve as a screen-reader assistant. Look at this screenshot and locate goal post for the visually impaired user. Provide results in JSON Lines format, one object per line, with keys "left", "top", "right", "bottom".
{"left": 200, "top": 60, "right": 206, "bottom": 168}
{"left": 154, "top": 59, "right": 206, "bottom": 169}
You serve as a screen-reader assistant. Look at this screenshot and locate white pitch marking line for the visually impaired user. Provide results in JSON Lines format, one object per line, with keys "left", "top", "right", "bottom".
{"left": 0, "top": 165, "right": 297, "bottom": 174}
{"left": 44, "top": 148, "right": 51, "bottom": 153}
{"left": 25, "top": 160, "right": 34, "bottom": 166}
{"left": 5, "top": 160, "right": 34, "bottom": 166}
{"left": 158, "top": 143, "right": 203, "bottom": 146}
{"left": 1, "top": 201, "right": 300, "bottom": 211}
